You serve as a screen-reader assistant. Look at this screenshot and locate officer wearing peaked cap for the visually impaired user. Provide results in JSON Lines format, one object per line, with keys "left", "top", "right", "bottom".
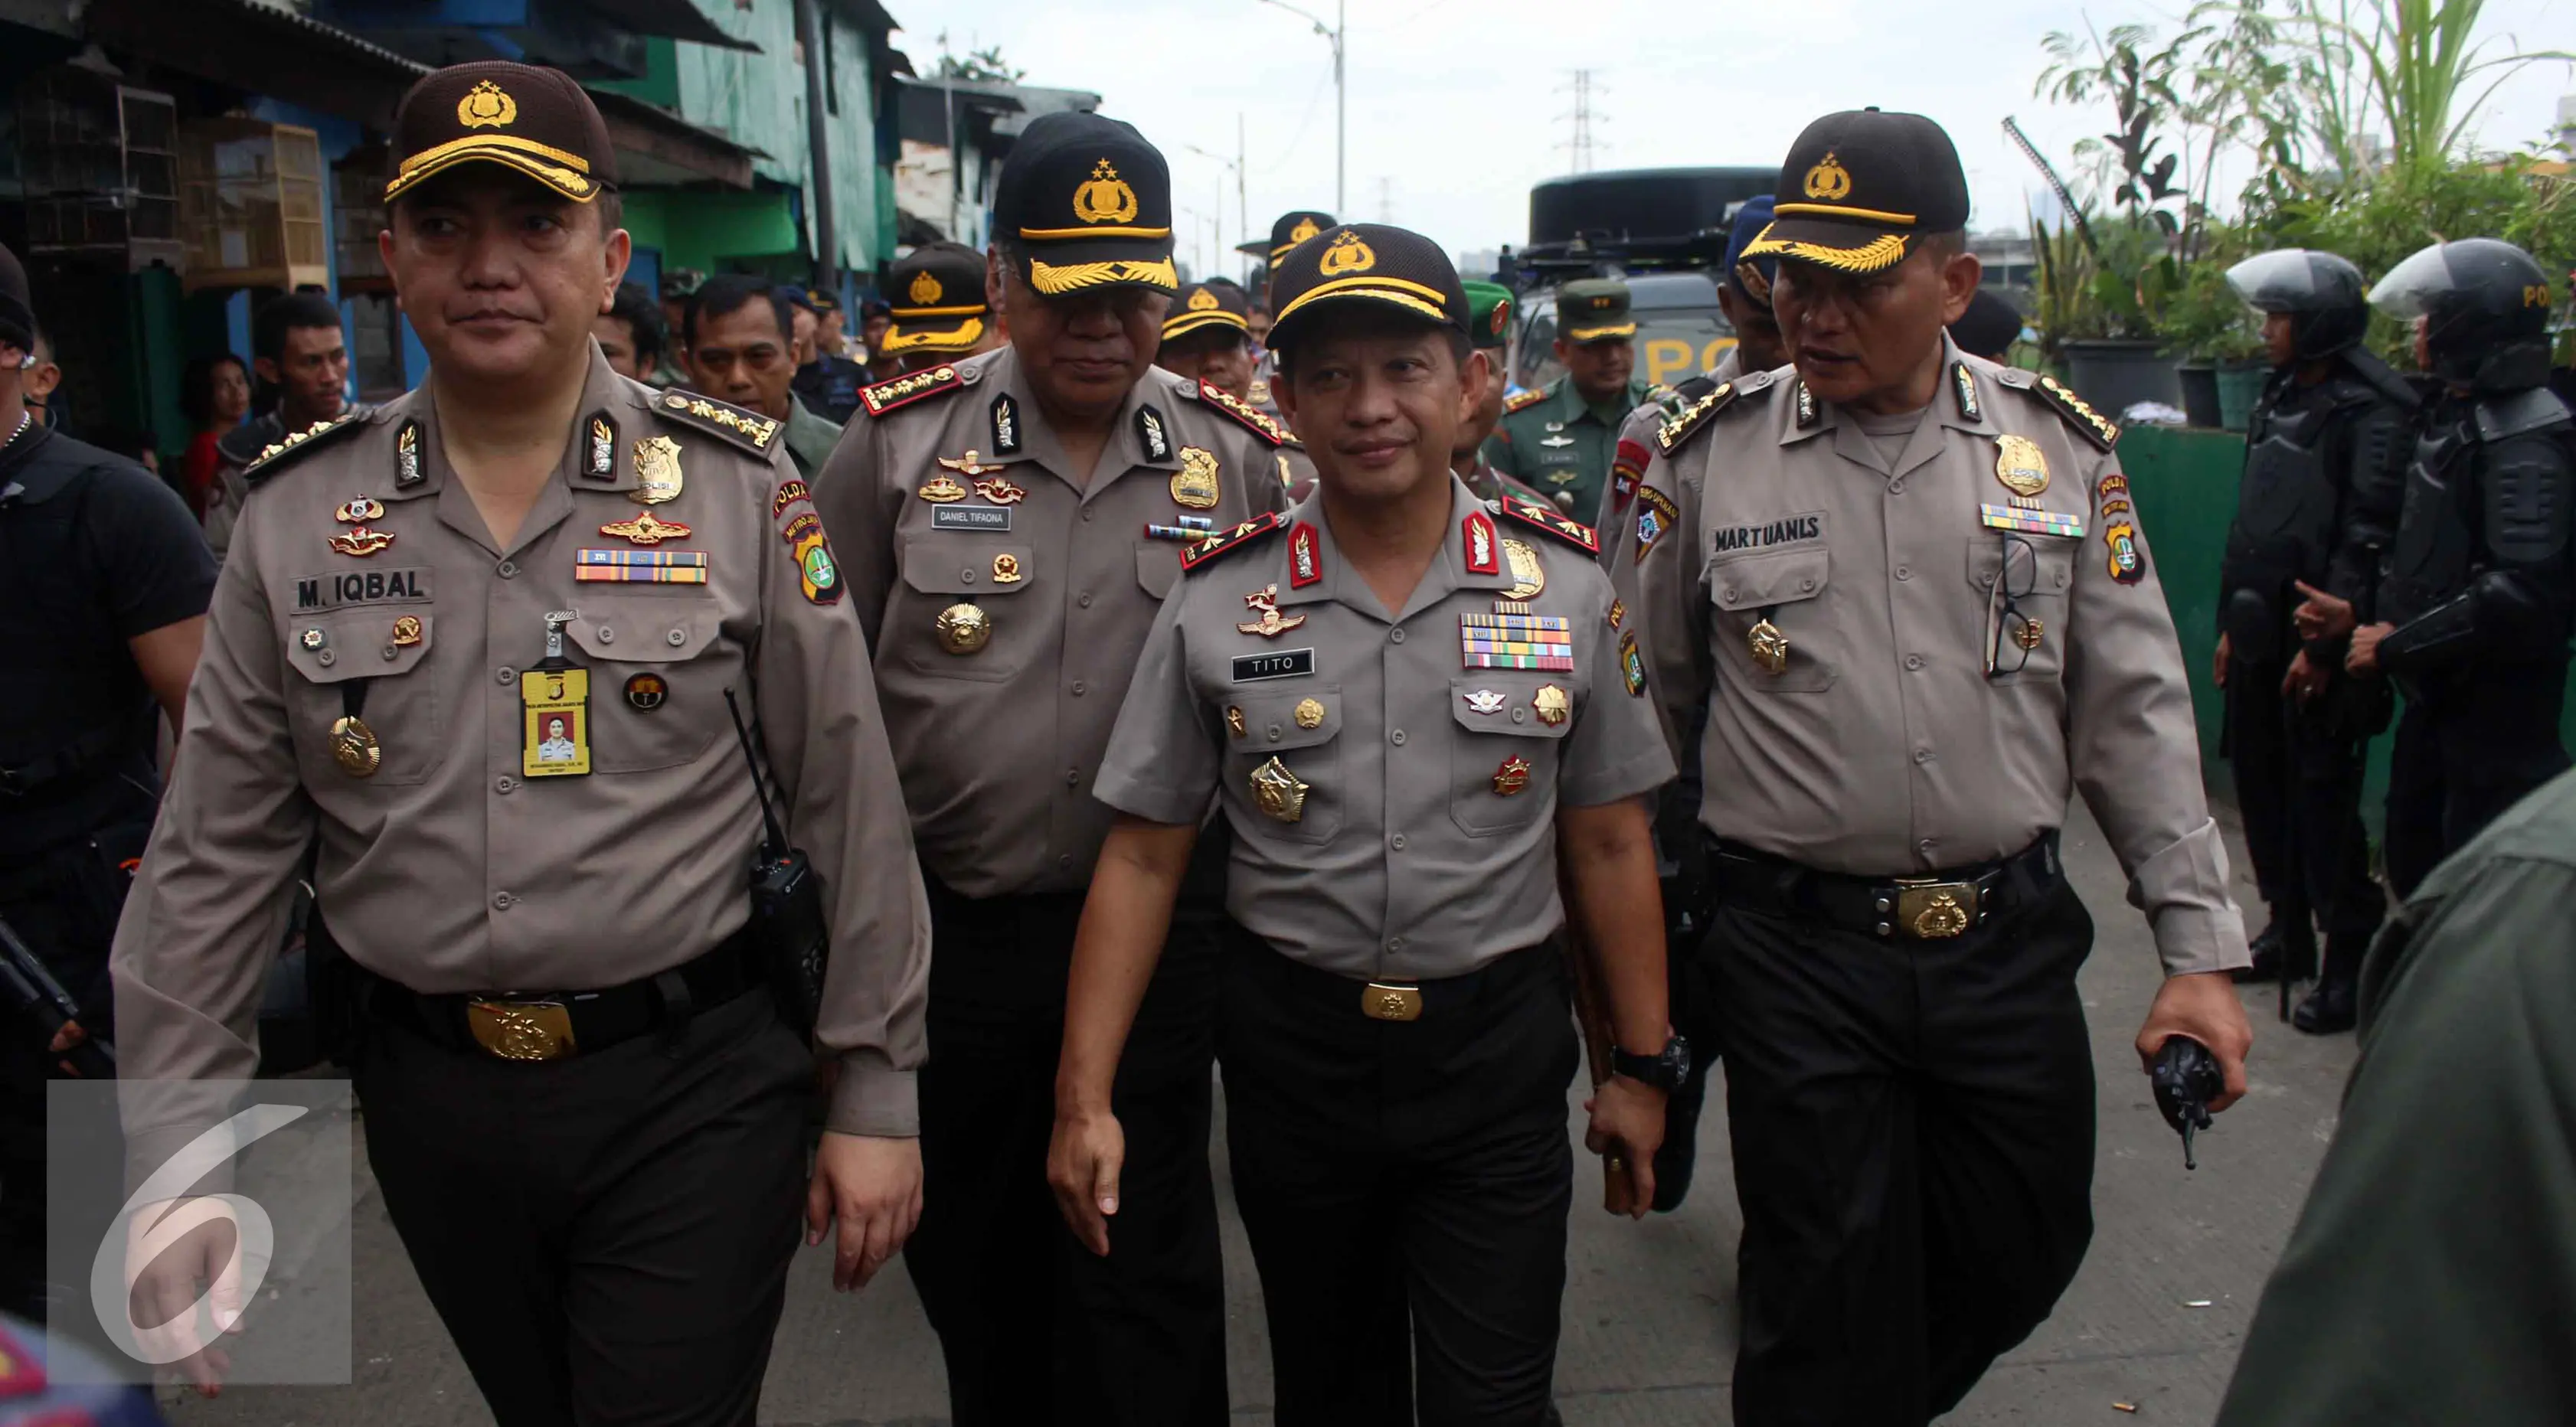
{"left": 878, "top": 240, "right": 1004, "bottom": 374}
{"left": 1053, "top": 223, "right": 1680, "bottom": 1425}
{"left": 110, "top": 61, "right": 932, "bottom": 1416}
{"left": 1628, "top": 108, "right": 2254, "bottom": 1425}
{"left": 1156, "top": 278, "right": 1259, "bottom": 400}
{"left": 809, "top": 108, "right": 1286, "bottom": 1427}
{"left": 1453, "top": 279, "right": 1550, "bottom": 506}
{"left": 1487, "top": 277, "right": 1659, "bottom": 521}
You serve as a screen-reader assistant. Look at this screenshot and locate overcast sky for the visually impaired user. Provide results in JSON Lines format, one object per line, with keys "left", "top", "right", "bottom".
{"left": 905, "top": 0, "right": 2575, "bottom": 272}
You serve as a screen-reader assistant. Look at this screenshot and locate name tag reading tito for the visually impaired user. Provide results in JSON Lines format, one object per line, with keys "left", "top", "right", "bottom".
{"left": 1232, "top": 648, "right": 1316, "bottom": 682}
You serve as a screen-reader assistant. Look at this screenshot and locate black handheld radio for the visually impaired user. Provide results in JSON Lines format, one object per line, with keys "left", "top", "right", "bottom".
{"left": 724, "top": 688, "right": 829, "bottom": 1037}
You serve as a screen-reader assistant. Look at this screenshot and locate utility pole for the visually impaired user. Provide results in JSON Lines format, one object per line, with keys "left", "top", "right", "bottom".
{"left": 1556, "top": 69, "right": 1606, "bottom": 175}
{"left": 795, "top": 0, "right": 837, "bottom": 290}
{"left": 1375, "top": 176, "right": 1394, "bottom": 223}
{"left": 1260, "top": 0, "right": 1346, "bottom": 212}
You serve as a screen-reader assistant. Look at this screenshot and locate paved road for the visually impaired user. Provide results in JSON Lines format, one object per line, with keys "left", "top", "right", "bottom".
{"left": 168, "top": 799, "right": 2358, "bottom": 1425}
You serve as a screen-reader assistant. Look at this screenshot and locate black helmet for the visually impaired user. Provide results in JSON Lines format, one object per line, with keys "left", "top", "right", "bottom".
{"left": 2368, "top": 237, "right": 2556, "bottom": 392}
{"left": 2224, "top": 249, "right": 2368, "bottom": 360}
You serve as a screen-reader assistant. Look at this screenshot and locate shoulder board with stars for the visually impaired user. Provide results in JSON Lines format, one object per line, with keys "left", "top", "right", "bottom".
{"left": 2020, "top": 372, "right": 2120, "bottom": 451}
{"left": 1495, "top": 495, "right": 1598, "bottom": 553}
{"left": 1181, "top": 380, "right": 1292, "bottom": 448}
{"left": 652, "top": 390, "right": 783, "bottom": 456}
{"left": 858, "top": 364, "right": 966, "bottom": 419}
{"left": 1656, "top": 370, "right": 1776, "bottom": 456}
{"left": 241, "top": 411, "right": 367, "bottom": 485}
{"left": 1179, "top": 511, "right": 1287, "bottom": 572}
{"left": 1502, "top": 387, "right": 1549, "bottom": 416}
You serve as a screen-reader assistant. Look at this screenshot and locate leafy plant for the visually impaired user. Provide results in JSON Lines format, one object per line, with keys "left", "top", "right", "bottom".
{"left": 2151, "top": 227, "right": 2267, "bottom": 361}
{"left": 933, "top": 34, "right": 1024, "bottom": 83}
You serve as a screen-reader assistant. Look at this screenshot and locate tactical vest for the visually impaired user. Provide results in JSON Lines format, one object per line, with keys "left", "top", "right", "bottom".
{"left": 2220, "top": 374, "right": 2370, "bottom": 661}
{"left": 2381, "top": 387, "right": 2576, "bottom": 629}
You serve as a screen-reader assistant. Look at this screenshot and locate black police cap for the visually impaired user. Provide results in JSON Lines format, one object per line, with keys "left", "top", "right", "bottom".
{"left": 1265, "top": 223, "right": 1467, "bottom": 357}
{"left": 384, "top": 60, "right": 618, "bottom": 204}
{"left": 1164, "top": 280, "right": 1251, "bottom": 341}
{"left": 884, "top": 241, "right": 993, "bottom": 356}
{"left": 1745, "top": 109, "right": 1969, "bottom": 275}
{"left": 993, "top": 111, "right": 1177, "bottom": 296}
{"left": 1263, "top": 211, "right": 1335, "bottom": 269}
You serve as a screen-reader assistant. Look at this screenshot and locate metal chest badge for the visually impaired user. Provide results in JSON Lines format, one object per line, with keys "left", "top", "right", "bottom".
{"left": 329, "top": 714, "right": 381, "bottom": 777}
{"left": 1237, "top": 584, "right": 1307, "bottom": 638}
{"left": 600, "top": 511, "right": 691, "bottom": 544}
{"left": 1532, "top": 684, "right": 1571, "bottom": 727}
{"left": 1748, "top": 617, "right": 1791, "bottom": 675}
{"left": 1501, "top": 538, "right": 1547, "bottom": 600}
{"left": 335, "top": 495, "right": 384, "bottom": 523}
{"left": 1171, "top": 446, "right": 1221, "bottom": 510}
{"left": 1492, "top": 755, "right": 1533, "bottom": 796}
{"left": 936, "top": 602, "right": 991, "bottom": 655}
{"left": 1993, "top": 434, "right": 2050, "bottom": 505}
{"left": 1249, "top": 756, "right": 1309, "bottom": 823}
{"left": 1293, "top": 697, "right": 1326, "bottom": 730}
{"left": 630, "top": 436, "right": 685, "bottom": 505}
{"left": 329, "top": 527, "right": 395, "bottom": 557}
{"left": 520, "top": 612, "right": 593, "bottom": 779}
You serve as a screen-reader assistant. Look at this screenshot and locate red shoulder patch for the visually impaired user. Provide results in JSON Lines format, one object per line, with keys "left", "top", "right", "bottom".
{"left": 1186, "top": 382, "right": 1293, "bottom": 447}
{"left": 858, "top": 365, "right": 966, "bottom": 418}
{"left": 1497, "top": 495, "right": 1598, "bottom": 553}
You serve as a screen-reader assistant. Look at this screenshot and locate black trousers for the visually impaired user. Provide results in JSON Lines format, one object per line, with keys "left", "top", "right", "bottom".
{"left": 2385, "top": 665, "right": 2572, "bottom": 898}
{"left": 0, "top": 812, "right": 149, "bottom": 1324}
{"left": 901, "top": 881, "right": 1226, "bottom": 1427}
{"left": 1708, "top": 877, "right": 2098, "bottom": 1427}
{"left": 1220, "top": 926, "right": 1577, "bottom": 1427}
{"left": 2223, "top": 658, "right": 2385, "bottom": 946}
{"left": 355, "top": 984, "right": 811, "bottom": 1427}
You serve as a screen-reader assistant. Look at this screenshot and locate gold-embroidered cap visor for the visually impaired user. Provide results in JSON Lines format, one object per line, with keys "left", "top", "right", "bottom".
{"left": 881, "top": 315, "right": 988, "bottom": 353}
{"left": 1022, "top": 253, "right": 1178, "bottom": 296}
{"left": 385, "top": 133, "right": 599, "bottom": 203}
{"left": 1740, "top": 217, "right": 1915, "bottom": 275}
{"left": 1161, "top": 308, "right": 1251, "bottom": 340}
{"left": 1563, "top": 320, "right": 1640, "bottom": 342}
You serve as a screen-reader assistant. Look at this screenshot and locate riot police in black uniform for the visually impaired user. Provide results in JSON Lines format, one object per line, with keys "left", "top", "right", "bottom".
{"left": 2214, "top": 250, "right": 2416, "bottom": 1032}
{"left": 2339, "top": 238, "right": 2574, "bottom": 905}
{"left": 0, "top": 240, "right": 215, "bottom": 1320}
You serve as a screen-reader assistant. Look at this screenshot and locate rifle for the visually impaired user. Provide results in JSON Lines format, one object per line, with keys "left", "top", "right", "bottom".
{"left": 1557, "top": 877, "right": 1639, "bottom": 1215}
{"left": 0, "top": 910, "right": 116, "bottom": 1079}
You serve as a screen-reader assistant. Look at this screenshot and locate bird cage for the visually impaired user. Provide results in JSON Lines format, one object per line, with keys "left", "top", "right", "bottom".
{"left": 178, "top": 119, "right": 329, "bottom": 293}
{"left": 14, "top": 70, "right": 185, "bottom": 272}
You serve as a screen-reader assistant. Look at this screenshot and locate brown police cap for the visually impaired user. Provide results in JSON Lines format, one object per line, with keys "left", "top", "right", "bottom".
{"left": 384, "top": 60, "right": 617, "bottom": 205}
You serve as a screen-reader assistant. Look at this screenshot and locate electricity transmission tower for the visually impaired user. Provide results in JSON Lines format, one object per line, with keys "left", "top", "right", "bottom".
{"left": 1555, "top": 70, "right": 1607, "bottom": 173}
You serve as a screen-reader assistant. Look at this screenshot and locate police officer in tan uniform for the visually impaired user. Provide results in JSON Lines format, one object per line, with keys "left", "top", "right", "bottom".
{"left": 810, "top": 111, "right": 1286, "bottom": 1427}
{"left": 1629, "top": 110, "right": 2255, "bottom": 1425}
{"left": 878, "top": 240, "right": 1004, "bottom": 374}
{"left": 110, "top": 63, "right": 930, "bottom": 1419}
{"left": 1051, "top": 224, "right": 1683, "bottom": 1425}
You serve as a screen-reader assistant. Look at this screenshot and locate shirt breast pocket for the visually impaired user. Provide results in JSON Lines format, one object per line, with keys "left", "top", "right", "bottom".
{"left": 281, "top": 610, "right": 443, "bottom": 786}
{"left": 1965, "top": 536, "right": 2077, "bottom": 684}
{"left": 565, "top": 599, "right": 729, "bottom": 772}
{"left": 1707, "top": 545, "right": 1836, "bottom": 692}
{"left": 1136, "top": 544, "right": 1182, "bottom": 602}
{"left": 1228, "top": 686, "right": 1341, "bottom": 845}
{"left": 897, "top": 534, "right": 1038, "bottom": 683}
{"left": 1448, "top": 676, "right": 1570, "bottom": 836}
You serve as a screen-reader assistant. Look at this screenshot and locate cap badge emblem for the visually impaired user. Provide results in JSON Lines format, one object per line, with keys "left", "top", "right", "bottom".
{"left": 1290, "top": 216, "right": 1322, "bottom": 245}
{"left": 908, "top": 270, "right": 944, "bottom": 305}
{"left": 1490, "top": 301, "right": 1510, "bottom": 337}
{"left": 1073, "top": 158, "right": 1140, "bottom": 225}
{"left": 1188, "top": 287, "right": 1220, "bottom": 312}
{"left": 1803, "top": 151, "right": 1853, "bottom": 201}
{"left": 458, "top": 80, "right": 517, "bottom": 129}
{"left": 1318, "top": 230, "right": 1375, "bottom": 276}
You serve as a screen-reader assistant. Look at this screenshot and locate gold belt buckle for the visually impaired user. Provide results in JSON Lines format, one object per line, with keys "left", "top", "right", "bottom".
{"left": 1891, "top": 880, "right": 1978, "bottom": 939}
{"left": 1361, "top": 983, "right": 1423, "bottom": 1022}
{"left": 466, "top": 999, "right": 577, "bottom": 1060}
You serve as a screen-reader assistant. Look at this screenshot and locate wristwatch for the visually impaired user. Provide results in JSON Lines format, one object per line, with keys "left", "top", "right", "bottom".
{"left": 1611, "top": 1034, "right": 1692, "bottom": 1092}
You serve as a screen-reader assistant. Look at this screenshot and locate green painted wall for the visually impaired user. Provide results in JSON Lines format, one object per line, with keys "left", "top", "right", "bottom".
{"left": 640, "top": 0, "right": 892, "bottom": 275}
{"left": 620, "top": 188, "right": 802, "bottom": 272}
{"left": 589, "top": 36, "right": 682, "bottom": 109}
{"left": 2123, "top": 425, "right": 2576, "bottom": 830}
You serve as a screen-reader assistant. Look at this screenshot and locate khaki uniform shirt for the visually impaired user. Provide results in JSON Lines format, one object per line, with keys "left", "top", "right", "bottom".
{"left": 811, "top": 348, "right": 1290, "bottom": 898}
{"left": 112, "top": 351, "right": 932, "bottom": 1177}
{"left": 783, "top": 393, "right": 842, "bottom": 479}
{"left": 1095, "top": 480, "right": 1674, "bottom": 980}
{"left": 1595, "top": 348, "right": 1749, "bottom": 566}
{"left": 1627, "top": 341, "right": 2247, "bottom": 976}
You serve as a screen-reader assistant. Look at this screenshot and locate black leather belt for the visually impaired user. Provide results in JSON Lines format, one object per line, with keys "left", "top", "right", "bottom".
{"left": 1705, "top": 832, "right": 2064, "bottom": 941}
{"left": 0, "top": 722, "right": 133, "bottom": 797}
{"left": 366, "top": 923, "right": 763, "bottom": 1061}
{"left": 1224, "top": 920, "right": 1558, "bottom": 1021}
